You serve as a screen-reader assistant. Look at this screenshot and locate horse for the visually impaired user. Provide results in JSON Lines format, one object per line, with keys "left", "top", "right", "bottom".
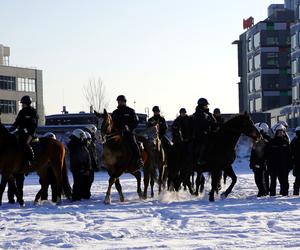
{"left": 0, "top": 118, "right": 72, "bottom": 206}
{"left": 135, "top": 125, "right": 167, "bottom": 199}
{"left": 167, "top": 113, "right": 260, "bottom": 202}
{"left": 95, "top": 109, "right": 144, "bottom": 204}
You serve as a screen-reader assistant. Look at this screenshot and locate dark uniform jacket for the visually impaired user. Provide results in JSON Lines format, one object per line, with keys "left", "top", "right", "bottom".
{"left": 111, "top": 105, "right": 138, "bottom": 132}
{"left": 172, "top": 115, "right": 192, "bottom": 142}
{"left": 250, "top": 138, "right": 268, "bottom": 170}
{"left": 147, "top": 115, "right": 168, "bottom": 139}
{"left": 10, "top": 106, "right": 38, "bottom": 137}
{"left": 192, "top": 106, "right": 216, "bottom": 142}
{"left": 87, "top": 140, "right": 99, "bottom": 171}
{"left": 291, "top": 136, "right": 300, "bottom": 176}
{"left": 68, "top": 136, "right": 92, "bottom": 173}
{"left": 267, "top": 136, "right": 291, "bottom": 174}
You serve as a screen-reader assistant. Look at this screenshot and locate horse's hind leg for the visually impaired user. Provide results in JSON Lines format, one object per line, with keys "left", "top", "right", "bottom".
{"left": 150, "top": 177, "right": 155, "bottom": 197}
{"left": 131, "top": 170, "right": 142, "bottom": 199}
{"left": 115, "top": 178, "right": 124, "bottom": 202}
{"left": 221, "top": 165, "right": 237, "bottom": 199}
{"left": 0, "top": 175, "right": 8, "bottom": 206}
{"left": 209, "top": 170, "right": 221, "bottom": 202}
{"left": 143, "top": 167, "right": 150, "bottom": 199}
{"left": 104, "top": 176, "right": 116, "bottom": 204}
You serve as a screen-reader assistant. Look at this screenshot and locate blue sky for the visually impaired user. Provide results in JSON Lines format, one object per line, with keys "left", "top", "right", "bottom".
{"left": 1, "top": 0, "right": 284, "bottom": 119}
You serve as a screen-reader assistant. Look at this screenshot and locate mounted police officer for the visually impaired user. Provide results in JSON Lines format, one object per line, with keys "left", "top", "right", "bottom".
{"left": 172, "top": 108, "right": 191, "bottom": 143}
{"left": 192, "top": 98, "right": 216, "bottom": 165}
{"left": 212, "top": 108, "right": 224, "bottom": 131}
{"left": 9, "top": 95, "right": 38, "bottom": 168}
{"left": 111, "top": 95, "right": 144, "bottom": 168}
{"left": 147, "top": 106, "right": 168, "bottom": 139}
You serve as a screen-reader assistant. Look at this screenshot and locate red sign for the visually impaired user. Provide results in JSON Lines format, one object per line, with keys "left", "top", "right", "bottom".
{"left": 243, "top": 16, "right": 254, "bottom": 30}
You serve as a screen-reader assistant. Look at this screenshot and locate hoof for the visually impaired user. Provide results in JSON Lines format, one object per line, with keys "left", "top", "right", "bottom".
{"left": 120, "top": 196, "right": 125, "bottom": 202}
{"left": 104, "top": 197, "right": 111, "bottom": 205}
{"left": 221, "top": 193, "right": 226, "bottom": 199}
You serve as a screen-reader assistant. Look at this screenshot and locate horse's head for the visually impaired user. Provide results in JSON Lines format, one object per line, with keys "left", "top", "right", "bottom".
{"left": 224, "top": 112, "right": 260, "bottom": 141}
{"left": 236, "top": 112, "right": 261, "bottom": 141}
{"left": 99, "top": 109, "right": 113, "bottom": 139}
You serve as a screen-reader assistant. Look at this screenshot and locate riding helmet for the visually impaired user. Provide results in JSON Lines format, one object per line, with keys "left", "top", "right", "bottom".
{"left": 85, "top": 124, "right": 97, "bottom": 134}
{"left": 20, "top": 95, "right": 32, "bottom": 105}
{"left": 152, "top": 106, "right": 160, "bottom": 112}
{"left": 116, "top": 95, "right": 127, "bottom": 102}
{"left": 197, "top": 98, "right": 209, "bottom": 107}
{"left": 179, "top": 108, "right": 186, "bottom": 114}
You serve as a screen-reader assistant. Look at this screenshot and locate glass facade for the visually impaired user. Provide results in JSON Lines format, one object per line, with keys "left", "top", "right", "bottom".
{"left": 0, "top": 75, "right": 16, "bottom": 90}
{"left": 0, "top": 100, "right": 16, "bottom": 114}
{"left": 254, "top": 76, "right": 261, "bottom": 91}
{"left": 255, "top": 98, "right": 262, "bottom": 112}
{"left": 17, "top": 78, "right": 36, "bottom": 92}
{"left": 254, "top": 54, "right": 261, "bottom": 70}
{"left": 254, "top": 32, "right": 260, "bottom": 49}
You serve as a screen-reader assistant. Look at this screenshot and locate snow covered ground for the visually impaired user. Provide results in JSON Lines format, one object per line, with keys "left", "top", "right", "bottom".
{"left": 1, "top": 162, "right": 300, "bottom": 249}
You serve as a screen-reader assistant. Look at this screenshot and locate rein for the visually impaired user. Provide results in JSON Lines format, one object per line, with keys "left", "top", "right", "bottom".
{"left": 102, "top": 131, "right": 122, "bottom": 144}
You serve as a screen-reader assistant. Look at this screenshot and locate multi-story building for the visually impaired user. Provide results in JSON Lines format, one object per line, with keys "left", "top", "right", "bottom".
{"left": 0, "top": 44, "right": 44, "bottom": 124}
{"left": 233, "top": 0, "right": 300, "bottom": 128}
{"left": 233, "top": 5, "right": 294, "bottom": 114}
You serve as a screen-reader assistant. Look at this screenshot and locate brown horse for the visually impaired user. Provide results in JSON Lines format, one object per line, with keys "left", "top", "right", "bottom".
{"left": 0, "top": 119, "right": 72, "bottom": 206}
{"left": 96, "top": 109, "right": 143, "bottom": 204}
{"left": 135, "top": 125, "right": 167, "bottom": 199}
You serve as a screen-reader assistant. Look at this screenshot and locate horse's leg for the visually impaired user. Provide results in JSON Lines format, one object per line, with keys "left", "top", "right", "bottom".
{"left": 150, "top": 177, "right": 155, "bottom": 198}
{"left": 143, "top": 167, "right": 150, "bottom": 199}
{"left": 115, "top": 178, "right": 124, "bottom": 202}
{"left": 131, "top": 170, "right": 142, "bottom": 199}
{"left": 209, "top": 170, "right": 221, "bottom": 202}
{"left": 221, "top": 165, "right": 237, "bottom": 199}
{"left": 6, "top": 175, "right": 24, "bottom": 206}
{"left": 195, "top": 172, "right": 205, "bottom": 196}
{"left": 52, "top": 164, "right": 63, "bottom": 205}
{"left": 104, "top": 176, "right": 116, "bottom": 204}
{"left": 0, "top": 175, "right": 9, "bottom": 206}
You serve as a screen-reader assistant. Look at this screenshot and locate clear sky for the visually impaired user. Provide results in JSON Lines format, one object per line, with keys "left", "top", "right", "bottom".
{"left": 1, "top": 0, "right": 285, "bottom": 119}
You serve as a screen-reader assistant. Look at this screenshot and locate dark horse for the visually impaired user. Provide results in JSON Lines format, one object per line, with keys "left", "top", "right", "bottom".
{"left": 96, "top": 109, "right": 143, "bottom": 204}
{"left": 167, "top": 113, "right": 260, "bottom": 202}
{"left": 0, "top": 118, "right": 72, "bottom": 206}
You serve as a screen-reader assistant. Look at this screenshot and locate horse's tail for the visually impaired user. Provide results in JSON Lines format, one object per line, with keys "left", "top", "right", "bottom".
{"left": 62, "top": 159, "right": 72, "bottom": 200}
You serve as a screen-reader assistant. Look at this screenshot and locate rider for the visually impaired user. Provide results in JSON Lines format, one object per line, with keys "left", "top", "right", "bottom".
{"left": 172, "top": 108, "right": 191, "bottom": 143}
{"left": 9, "top": 95, "right": 38, "bottom": 168}
{"left": 212, "top": 108, "right": 224, "bottom": 131}
{"left": 147, "top": 106, "right": 168, "bottom": 139}
{"left": 192, "top": 98, "right": 216, "bottom": 165}
{"left": 111, "top": 95, "right": 144, "bottom": 168}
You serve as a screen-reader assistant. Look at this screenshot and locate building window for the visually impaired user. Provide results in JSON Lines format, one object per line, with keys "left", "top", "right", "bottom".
{"left": 266, "top": 52, "right": 279, "bottom": 67}
{"left": 248, "top": 39, "right": 252, "bottom": 52}
{"left": 17, "top": 78, "right": 36, "bottom": 92}
{"left": 0, "top": 100, "right": 16, "bottom": 114}
{"left": 248, "top": 57, "right": 253, "bottom": 72}
{"left": 292, "top": 34, "right": 297, "bottom": 50}
{"left": 254, "top": 54, "right": 260, "bottom": 70}
{"left": 248, "top": 79, "right": 253, "bottom": 93}
{"left": 292, "top": 60, "right": 298, "bottom": 76}
{"left": 254, "top": 76, "right": 261, "bottom": 91}
{"left": 293, "top": 85, "right": 299, "bottom": 101}
{"left": 0, "top": 75, "right": 16, "bottom": 91}
{"left": 255, "top": 98, "right": 262, "bottom": 112}
{"left": 249, "top": 100, "right": 254, "bottom": 113}
{"left": 266, "top": 36, "right": 279, "bottom": 46}
{"left": 254, "top": 32, "right": 260, "bottom": 49}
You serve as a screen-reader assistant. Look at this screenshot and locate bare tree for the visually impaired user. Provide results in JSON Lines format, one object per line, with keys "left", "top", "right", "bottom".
{"left": 83, "top": 77, "right": 109, "bottom": 112}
